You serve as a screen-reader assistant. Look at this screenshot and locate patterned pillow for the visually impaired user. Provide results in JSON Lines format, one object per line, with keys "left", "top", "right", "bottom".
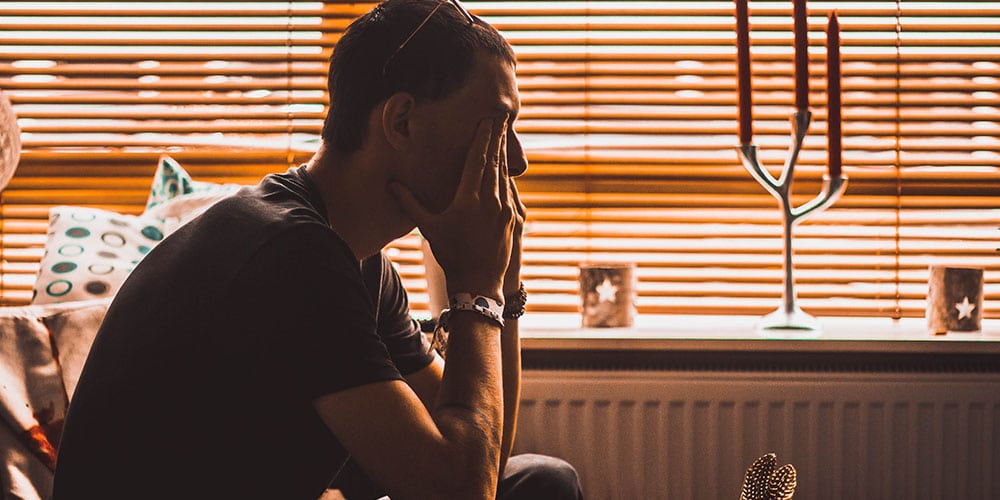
{"left": 145, "top": 154, "right": 240, "bottom": 212}
{"left": 30, "top": 156, "right": 243, "bottom": 305}
{"left": 143, "top": 154, "right": 242, "bottom": 233}
{"left": 31, "top": 206, "right": 166, "bottom": 305}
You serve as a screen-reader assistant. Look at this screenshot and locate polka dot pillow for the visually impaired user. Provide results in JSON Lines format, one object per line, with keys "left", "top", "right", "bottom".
{"left": 31, "top": 156, "right": 243, "bottom": 305}
{"left": 31, "top": 206, "right": 166, "bottom": 304}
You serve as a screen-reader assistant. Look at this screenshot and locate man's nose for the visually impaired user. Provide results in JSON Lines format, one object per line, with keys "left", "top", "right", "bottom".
{"left": 507, "top": 129, "right": 528, "bottom": 177}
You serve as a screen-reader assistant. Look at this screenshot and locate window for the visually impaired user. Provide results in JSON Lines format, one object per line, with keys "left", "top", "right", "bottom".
{"left": 2, "top": 1, "right": 998, "bottom": 320}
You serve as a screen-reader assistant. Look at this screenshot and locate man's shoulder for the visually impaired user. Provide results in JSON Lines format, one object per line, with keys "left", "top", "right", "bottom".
{"left": 172, "top": 169, "right": 331, "bottom": 258}
{"left": 215, "top": 168, "right": 326, "bottom": 226}
{"left": 125, "top": 168, "right": 342, "bottom": 296}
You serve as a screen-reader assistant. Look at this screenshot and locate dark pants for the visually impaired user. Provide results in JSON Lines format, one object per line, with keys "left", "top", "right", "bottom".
{"left": 330, "top": 453, "right": 584, "bottom": 500}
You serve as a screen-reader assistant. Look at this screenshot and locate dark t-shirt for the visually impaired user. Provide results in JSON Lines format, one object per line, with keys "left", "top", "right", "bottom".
{"left": 53, "top": 167, "right": 434, "bottom": 500}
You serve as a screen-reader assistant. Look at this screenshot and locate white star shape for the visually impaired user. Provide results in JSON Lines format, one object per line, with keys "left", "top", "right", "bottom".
{"left": 595, "top": 278, "right": 618, "bottom": 303}
{"left": 955, "top": 296, "right": 976, "bottom": 320}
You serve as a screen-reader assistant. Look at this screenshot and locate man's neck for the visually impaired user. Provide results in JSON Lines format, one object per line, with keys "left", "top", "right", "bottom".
{"left": 304, "top": 143, "right": 414, "bottom": 261}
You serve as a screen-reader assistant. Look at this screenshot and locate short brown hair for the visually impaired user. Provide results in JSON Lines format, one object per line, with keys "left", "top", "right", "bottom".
{"left": 322, "top": 0, "right": 516, "bottom": 154}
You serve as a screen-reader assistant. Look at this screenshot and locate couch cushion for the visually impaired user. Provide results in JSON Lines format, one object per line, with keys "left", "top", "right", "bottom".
{"left": 0, "top": 299, "right": 110, "bottom": 500}
{"left": 0, "top": 419, "right": 53, "bottom": 500}
{"left": 0, "top": 307, "right": 65, "bottom": 471}
{"left": 43, "top": 300, "right": 110, "bottom": 400}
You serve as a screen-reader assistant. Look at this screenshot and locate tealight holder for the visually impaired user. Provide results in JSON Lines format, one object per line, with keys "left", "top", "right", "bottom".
{"left": 579, "top": 262, "right": 636, "bottom": 328}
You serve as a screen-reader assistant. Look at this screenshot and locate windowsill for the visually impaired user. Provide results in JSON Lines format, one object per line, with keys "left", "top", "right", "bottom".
{"left": 518, "top": 313, "right": 1000, "bottom": 355}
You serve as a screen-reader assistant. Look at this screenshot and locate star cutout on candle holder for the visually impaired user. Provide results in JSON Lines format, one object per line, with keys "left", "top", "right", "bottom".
{"left": 955, "top": 296, "right": 976, "bottom": 320}
{"left": 595, "top": 278, "right": 618, "bottom": 303}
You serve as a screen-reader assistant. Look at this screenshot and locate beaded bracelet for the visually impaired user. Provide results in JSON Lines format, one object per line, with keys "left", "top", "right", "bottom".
{"left": 503, "top": 281, "right": 527, "bottom": 320}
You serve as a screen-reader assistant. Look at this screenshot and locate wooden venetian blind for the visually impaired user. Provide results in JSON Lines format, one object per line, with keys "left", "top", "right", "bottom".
{"left": 2, "top": 1, "right": 998, "bottom": 320}
{"left": 469, "top": 0, "right": 1000, "bottom": 319}
{"left": 0, "top": 1, "right": 340, "bottom": 304}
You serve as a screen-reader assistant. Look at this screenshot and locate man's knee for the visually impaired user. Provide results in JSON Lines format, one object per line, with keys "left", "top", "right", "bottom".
{"left": 499, "top": 453, "right": 583, "bottom": 500}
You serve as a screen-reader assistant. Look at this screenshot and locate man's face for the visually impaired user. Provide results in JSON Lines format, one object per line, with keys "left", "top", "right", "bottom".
{"left": 401, "top": 53, "right": 526, "bottom": 214}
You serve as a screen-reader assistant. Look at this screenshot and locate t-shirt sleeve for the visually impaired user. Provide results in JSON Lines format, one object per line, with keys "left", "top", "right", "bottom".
{"left": 369, "top": 252, "right": 436, "bottom": 375}
{"left": 228, "top": 224, "right": 402, "bottom": 401}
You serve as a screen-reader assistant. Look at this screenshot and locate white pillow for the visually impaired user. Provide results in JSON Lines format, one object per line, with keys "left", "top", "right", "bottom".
{"left": 31, "top": 206, "right": 165, "bottom": 304}
{"left": 31, "top": 156, "right": 245, "bottom": 305}
{"left": 144, "top": 190, "right": 239, "bottom": 235}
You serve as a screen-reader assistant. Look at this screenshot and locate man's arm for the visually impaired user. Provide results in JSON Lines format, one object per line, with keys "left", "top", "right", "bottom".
{"left": 409, "top": 147, "right": 527, "bottom": 479}
{"left": 404, "top": 352, "right": 445, "bottom": 410}
{"left": 497, "top": 172, "right": 526, "bottom": 475}
{"left": 497, "top": 317, "right": 520, "bottom": 475}
{"left": 402, "top": 313, "right": 520, "bottom": 481}
{"left": 315, "top": 117, "right": 514, "bottom": 500}
{"left": 403, "top": 303, "right": 520, "bottom": 479}
{"left": 314, "top": 313, "right": 502, "bottom": 499}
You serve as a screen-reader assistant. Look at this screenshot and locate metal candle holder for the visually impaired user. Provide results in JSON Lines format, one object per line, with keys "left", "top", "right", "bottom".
{"left": 736, "top": 110, "right": 848, "bottom": 337}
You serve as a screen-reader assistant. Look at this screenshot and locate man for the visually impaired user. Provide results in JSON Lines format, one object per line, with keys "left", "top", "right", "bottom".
{"left": 53, "top": 0, "right": 583, "bottom": 499}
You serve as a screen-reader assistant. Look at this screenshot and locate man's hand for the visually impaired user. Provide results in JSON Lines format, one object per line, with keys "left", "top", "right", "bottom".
{"left": 391, "top": 117, "right": 515, "bottom": 301}
{"left": 502, "top": 176, "right": 526, "bottom": 298}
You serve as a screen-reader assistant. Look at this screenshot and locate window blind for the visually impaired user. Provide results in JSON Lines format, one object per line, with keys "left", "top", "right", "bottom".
{"left": 0, "top": 1, "right": 336, "bottom": 304}
{"left": 1, "top": 1, "right": 997, "bottom": 321}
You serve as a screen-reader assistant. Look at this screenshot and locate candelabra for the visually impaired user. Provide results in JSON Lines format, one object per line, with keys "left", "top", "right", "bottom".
{"left": 736, "top": 110, "right": 847, "bottom": 337}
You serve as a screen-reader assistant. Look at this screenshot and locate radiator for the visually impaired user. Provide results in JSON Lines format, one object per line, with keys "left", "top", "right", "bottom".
{"left": 513, "top": 369, "right": 1000, "bottom": 500}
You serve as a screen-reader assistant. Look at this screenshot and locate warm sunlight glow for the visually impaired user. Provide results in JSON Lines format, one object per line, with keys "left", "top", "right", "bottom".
{"left": 1, "top": 0, "right": 997, "bottom": 320}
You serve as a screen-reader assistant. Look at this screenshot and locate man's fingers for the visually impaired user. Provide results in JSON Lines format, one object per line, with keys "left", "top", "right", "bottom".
{"left": 481, "top": 117, "right": 505, "bottom": 200}
{"left": 510, "top": 177, "right": 527, "bottom": 221}
{"left": 498, "top": 124, "right": 510, "bottom": 205}
{"left": 456, "top": 118, "right": 494, "bottom": 202}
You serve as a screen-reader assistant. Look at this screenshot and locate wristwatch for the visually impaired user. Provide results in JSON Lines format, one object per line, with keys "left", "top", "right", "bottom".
{"left": 503, "top": 282, "right": 527, "bottom": 320}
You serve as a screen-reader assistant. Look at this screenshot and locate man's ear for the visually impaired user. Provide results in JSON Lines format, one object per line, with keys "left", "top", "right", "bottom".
{"left": 380, "top": 92, "right": 416, "bottom": 151}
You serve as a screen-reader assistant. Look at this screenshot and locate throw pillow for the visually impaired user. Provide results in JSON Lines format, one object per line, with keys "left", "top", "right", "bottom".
{"left": 143, "top": 154, "right": 242, "bottom": 234}
{"left": 144, "top": 189, "right": 241, "bottom": 235}
{"left": 31, "top": 206, "right": 165, "bottom": 305}
{"left": 145, "top": 154, "right": 241, "bottom": 212}
{"left": 31, "top": 156, "right": 244, "bottom": 306}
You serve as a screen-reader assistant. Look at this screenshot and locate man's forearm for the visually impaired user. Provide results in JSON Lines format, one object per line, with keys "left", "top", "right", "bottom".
{"left": 498, "top": 317, "right": 521, "bottom": 476}
{"left": 432, "top": 311, "right": 505, "bottom": 499}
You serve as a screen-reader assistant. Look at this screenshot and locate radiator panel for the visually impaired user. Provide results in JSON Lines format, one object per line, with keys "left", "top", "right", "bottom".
{"left": 513, "top": 370, "right": 1000, "bottom": 500}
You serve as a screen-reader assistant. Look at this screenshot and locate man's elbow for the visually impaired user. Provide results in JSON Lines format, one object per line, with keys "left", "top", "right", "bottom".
{"left": 396, "top": 446, "right": 499, "bottom": 500}
{"left": 418, "top": 407, "right": 503, "bottom": 500}
{"left": 431, "top": 455, "right": 499, "bottom": 500}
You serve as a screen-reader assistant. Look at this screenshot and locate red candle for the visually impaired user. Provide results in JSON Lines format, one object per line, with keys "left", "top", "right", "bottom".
{"left": 735, "top": 0, "right": 753, "bottom": 145}
{"left": 793, "top": 0, "right": 809, "bottom": 112}
{"left": 826, "top": 11, "right": 842, "bottom": 178}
